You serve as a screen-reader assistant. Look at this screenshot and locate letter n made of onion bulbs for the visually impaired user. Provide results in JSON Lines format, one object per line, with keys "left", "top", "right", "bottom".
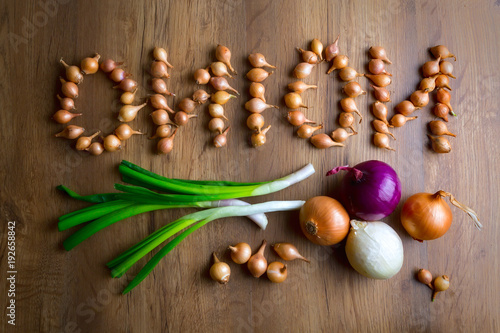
{"left": 299, "top": 196, "right": 350, "bottom": 245}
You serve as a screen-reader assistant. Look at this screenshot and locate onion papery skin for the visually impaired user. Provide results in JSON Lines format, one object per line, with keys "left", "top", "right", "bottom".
{"left": 328, "top": 160, "right": 401, "bottom": 220}
{"left": 401, "top": 192, "right": 452, "bottom": 241}
{"left": 345, "top": 220, "right": 404, "bottom": 279}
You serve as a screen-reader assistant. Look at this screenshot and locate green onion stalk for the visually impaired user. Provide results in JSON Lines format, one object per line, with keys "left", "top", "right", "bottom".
{"left": 57, "top": 160, "right": 315, "bottom": 293}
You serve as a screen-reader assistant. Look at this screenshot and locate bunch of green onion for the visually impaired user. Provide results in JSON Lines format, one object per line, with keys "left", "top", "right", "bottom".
{"left": 58, "top": 160, "right": 315, "bottom": 293}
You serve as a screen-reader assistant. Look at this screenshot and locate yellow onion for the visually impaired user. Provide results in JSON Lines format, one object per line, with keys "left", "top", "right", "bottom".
{"left": 401, "top": 190, "right": 482, "bottom": 241}
{"left": 299, "top": 196, "right": 350, "bottom": 245}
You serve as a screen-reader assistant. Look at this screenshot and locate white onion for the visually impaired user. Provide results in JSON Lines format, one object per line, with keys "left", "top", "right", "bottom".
{"left": 345, "top": 220, "right": 404, "bottom": 279}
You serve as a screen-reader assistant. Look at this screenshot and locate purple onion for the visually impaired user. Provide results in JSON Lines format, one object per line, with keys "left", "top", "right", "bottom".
{"left": 327, "top": 160, "right": 401, "bottom": 221}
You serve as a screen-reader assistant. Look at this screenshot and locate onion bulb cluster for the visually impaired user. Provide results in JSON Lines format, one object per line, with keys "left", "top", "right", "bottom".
{"left": 53, "top": 53, "right": 144, "bottom": 155}
{"left": 246, "top": 52, "right": 275, "bottom": 147}
{"left": 367, "top": 46, "right": 395, "bottom": 150}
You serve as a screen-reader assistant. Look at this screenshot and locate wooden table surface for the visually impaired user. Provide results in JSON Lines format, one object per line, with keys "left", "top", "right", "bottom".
{"left": 1, "top": 0, "right": 499, "bottom": 332}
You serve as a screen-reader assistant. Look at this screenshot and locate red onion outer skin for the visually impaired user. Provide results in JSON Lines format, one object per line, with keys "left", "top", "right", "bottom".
{"left": 327, "top": 160, "right": 401, "bottom": 220}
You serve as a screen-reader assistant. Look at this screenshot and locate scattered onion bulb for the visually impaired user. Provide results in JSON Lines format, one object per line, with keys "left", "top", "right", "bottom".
{"left": 343, "top": 82, "right": 366, "bottom": 98}
{"left": 436, "top": 88, "right": 454, "bottom": 114}
{"left": 100, "top": 59, "right": 123, "bottom": 73}
{"left": 86, "top": 142, "right": 104, "bottom": 156}
{"left": 157, "top": 128, "right": 178, "bottom": 154}
{"left": 178, "top": 98, "right": 197, "bottom": 113}
{"left": 212, "top": 91, "right": 237, "bottom": 105}
{"left": 109, "top": 68, "right": 130, "bottom": 83}
{"left": 194, "top": 68, "right": 211, "bottom": 84}
{"left": 246, "top": 68, "right": 273, "bottom": 82}
{"left": 390, "top": 114, "right": 417, "bottom": 127}
{"left": 152, "top": 78, "right": 175, "bottom": 96}
{"left": 52, "top": 109, "right": 82, "bottom": 124}
{"left": 293, "top": 62, "right": 315, "bottom": 79}
{"left": 75, "top": 131, "right": 101, "bottom": 150}
{"left": 151, "top": 61, "right": 170, "bottom": 78}
{"left": 310, "top": 38, "right": 323, "bottom": 60}
{"left": 118, "top": 103, "right": 147, "bottom": 122}
{"left": 422, "top": 57, "right": 441, "bottom": 77}
{"left": 331, "top": 128, "right": 357, "bottom": 143}
{"left": 401, "top": 190, "right": 482, "bottom": 241}
{"left": 338, "top": 67, "right": 363, "bottom": 82}
{"left": 209, "top": 103, "right": 228, "bottom": 120}
{"left": 299, "top": 196, "right": 350, "bottom": 245}
{"left": 372, "top": 101, "right": 390, "bottom": 125}
{"left": 439, "top": 61, "right": 456, "bottom": 79}
{"left": 150, "top": 109, "right": 175, "bottom": 126}
{"left": 368, "top": 59, "right": 391, "bottom": 75}
{"left": 55, "top": 125, "right": 84, "bottom": 139}
{"left": 216, "top": 44, "right": 236, "bottom": 73}
{"left": 430, "top": 45, "right": 456, "bottom": 61}
{"left": 372, "top": 120, "right": 395, "bottom": 139}
{"left": 115, "top": 124, "right": 143, "bottom": 140}
{"left": 297, "top": 123, "right": 323, "bottom": 139}
{"left": 410, "top": 90, "right": 429, "bottom": 108}
{"left": 324, "top": 34, "right": 340, "bottom": 62}
{"left": 210, "top": 253, "right": 230, "bottom": 284}
{"left": 428, "top": 120, "right": 456, "bottom": 137}
{"left": 365, "top": 74, "right": 391, "bottom": 87}
{"left": 153, "top": 47, "right": 173, "bottom": 68}
{"left": 213, "top": 127, "right": 230, "bottom": 148}
{"left": 272, "top": 243, "right": 309, "bottom": 263}
{"left": 80, "top": 54, "right": 100, "bottom": 74}
{"left": 149, "top": 124, "right": 172, "bottom": 139}
{"left": 57, "top": 94, "right": 75, "bottom": 110}
{"left": 244, "top": 99, "right": 277, "bottom": 113}
{"left": 103, "top": 134, "right": 122, "bottom": 152}
{"left": 286, "top": 111, "right": 315, "bottom": 126}
{"left": 327, "top": 54, "right": 349, "bottom": 74}
{"left": 428, "top": 135, "right": 452, "bottom": 154}
{"left": 114, "top": 78, "right": 138, "bottom": 92}
{"left": 417, "top": 268, "right": 434, "bottom": 290}
{"left": 210, "top": 77, "right": 239, "bottom": 95}
{"left": 247, "top": 113, "right": 264, "bottom": 132}
{"left": 151, "top": 94, "right": 174, "bottom": 112}
{"left": 345, "top": 220, "right": 403, "bottom": 279}
{"left": 174, "top": 111, "right": 197, "bottom": 126}
{"left": 267, "top": 262, "right": 287, "bottom": 283}
{"left": 60, "top": 58, "right": 83, "bottom": 84}
{"left": 120, "top": 90, "right": 137, "bottom": 105}
{"left": 228, "top": 242, "right": 252, "bottom": 264}
{"left": 435, "top": 74, "right": 452, "bottom": 91}
{"left": 373, "top": 133, "right": 395, "bottom": 151}
{"left": 395, "top": 100, "right": 420, "bottom": 116}
{"left": 60, "top": 78, "right": 79, "bottom": 98}
{"left": 247, "top": 240, "right": 268, "bottom": 278}
{"left": 371, "top": 85, "right": 391, "bottom": 102}
{"left": 287, "top": 81, "right": 317, "bottom": 94}
{"left": 432, "top": 275, "right": 450, "bottom": 301}
{"left": 208, "top": 117, "right": 225, "bottom": 134}
{"left": 433, "top": 103, "right": 450, "bottom": 122}
{"left": 369, "top": 46, "right": 392, "bottom": 64}
{"left": 338, "top": 112, "right": 356, "bottom": 132}
{"left": 193, "top": 89, "right": 211, "bottom": 104}
{"left": 251, "top": 125, "right": 271, "bottom": 147}
{"left": 248, "top": 53, "right": 276, "bottom": 68}
{"left": 340, "top": 97, "right": 362, "bottom": 121}
{"left": 297, "top": 48, "right": 318, "bottom": 64}
{"left": 310, "top": 134, "right": 345, "bottom": 149}
{"left": 249, "top": 82, "right": 266, "bottom": 101}
{"left": 210, "top": 62, "right": 233, "bottom": 78}
{"left": 419, "top": 76, "right": 437, "bottom": 92}
{"left": 284, "top": 93, "right": 308, "bottom": 109}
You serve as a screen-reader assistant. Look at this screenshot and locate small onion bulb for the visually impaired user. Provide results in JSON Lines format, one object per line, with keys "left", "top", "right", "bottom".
{"left": 210, "top": 253, "right": 230, "bottom": 284}
{"left": 267, "top": 262, "right": 287, "bottom": 283}
{"left": 228, "top": 242, "right": 252, "bottom": 264}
